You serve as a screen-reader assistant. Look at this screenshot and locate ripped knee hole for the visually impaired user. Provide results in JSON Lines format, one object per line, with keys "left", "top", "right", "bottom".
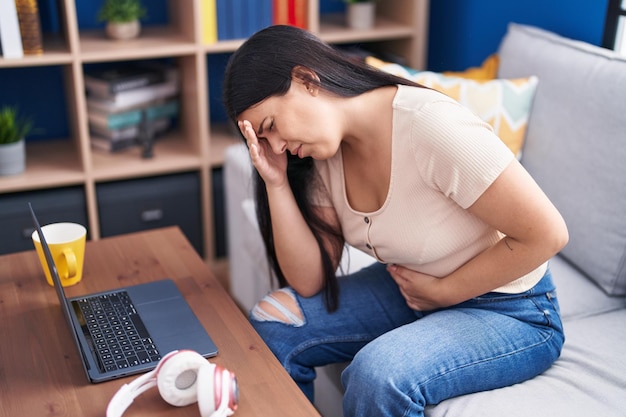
{"left": 251, "top": 288, "right": 305, "bottom": 326}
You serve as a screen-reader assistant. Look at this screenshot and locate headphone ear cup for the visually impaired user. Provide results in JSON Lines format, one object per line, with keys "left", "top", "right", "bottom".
{"left": 156, "top": 350, "right": 208, "bottom": 407}
{"left": 197, "top": 363, "right": 216, "bottom": 416}
{"left": 197, "top": 362, "right": 238, "bottom": 417}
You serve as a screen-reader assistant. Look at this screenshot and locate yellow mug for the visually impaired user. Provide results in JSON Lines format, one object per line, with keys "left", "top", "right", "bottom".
{"left": 32, "top": 222, "right": 87, "bottom": 287}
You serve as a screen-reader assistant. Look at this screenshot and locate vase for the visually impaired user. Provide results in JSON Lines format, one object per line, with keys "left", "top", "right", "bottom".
{"left": 106, "top": 20, "right": 141, "bottom": 40}
{"left": 0, "top": 139, "right": 26, "bottom": 176}
{"left": 346, "top": 2, "right": 376, "bottom": 30}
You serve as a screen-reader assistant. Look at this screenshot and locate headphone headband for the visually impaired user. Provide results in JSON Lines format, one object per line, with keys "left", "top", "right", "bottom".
{"left": 106, "top": 369, "right": 158, "bottom": 417}
{"left": 106, "top": 350, "right": 238, "bottom": 417}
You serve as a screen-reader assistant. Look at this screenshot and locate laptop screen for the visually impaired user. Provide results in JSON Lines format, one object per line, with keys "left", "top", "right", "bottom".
{"left": 28, "top": 203, "right": 87, "bottom": 358}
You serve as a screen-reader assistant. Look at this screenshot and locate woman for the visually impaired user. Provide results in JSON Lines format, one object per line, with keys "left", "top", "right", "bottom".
{"left": 223, "top": 25, "right": 568, "bottom": 417}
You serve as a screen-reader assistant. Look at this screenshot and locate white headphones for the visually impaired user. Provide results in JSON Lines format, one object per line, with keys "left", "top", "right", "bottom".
{"left": 106, "top": 350, "right": 238, "bottom": 417}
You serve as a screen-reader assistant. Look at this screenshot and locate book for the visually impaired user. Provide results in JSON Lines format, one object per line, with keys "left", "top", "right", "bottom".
{"left": 294, "top": 0, "right": 308, "bottom": 29}
{"left": 90, "top": 118, "right": 171, "bottom": 152}
{"left": 0, "top": 0, "right": 24, "bottom": 58}
{"left": 200, "top": 0, "right": 217, "bottom": 44}
{"left": 244, "top": 0, "right": 272, "bottom": 38}
{"left": 84, "top": 65, "right": 169, "bottom": 97}
{"left": 272, "top": 0, "right": 306, "bottom": 27}
{"left": 90, "top": 116, "right": 171, "bottom": 140}
{"left": 88, "top": 100, "right": 179, "bottom": 130}
{"left": 231, "top": 0, "right": 243, "bottom": 39}
{"left": 90, "top": 135, "right": 139, "bottom": 152}
{"left": 273, "top": 0, "right": 289, "bottom": 25}
{"left": 141, "top": 100, "right": 179, "bottom": 120}
{"left": 88, "top": 108, "right": 143, "bottom": 130}
{"left": 260, "top": 0, "right": 273, "bottom": 31}
{"left": 90, "top": 123, "right": 141, "bottom": 141}
{"left": 86, "top": 79, "right": 179, "bottom": 112}
{"left": 287, "top": 0, "right": 296, "bottom": 26}
{"left": 15, "top": 0, "right": 43, "bottom": 55}
{"left": 216, "top": 0, "right": 233, "bottom": 40}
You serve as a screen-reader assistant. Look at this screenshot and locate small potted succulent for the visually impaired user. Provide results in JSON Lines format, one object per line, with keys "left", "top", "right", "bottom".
{"left": 344, "top": 0, "right": 376, "bottom": 30}
{"left": 0, "top": 106, "right": 33, "bottom": 176}
{"left": 98, "top": 0, "right": 147, "bottom": 40}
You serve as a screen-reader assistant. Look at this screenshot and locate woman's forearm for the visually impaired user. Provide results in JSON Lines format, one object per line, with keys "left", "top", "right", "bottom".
{"left": 266, "top": 183, "right": 325, "bottom": 296}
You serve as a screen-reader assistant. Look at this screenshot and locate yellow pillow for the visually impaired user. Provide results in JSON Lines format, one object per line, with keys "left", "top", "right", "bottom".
{"left": 443, "top": 54, "right": 500, "bottom": 80}
{"left": 366, "top": 56, "right": 538, "bottom": 158}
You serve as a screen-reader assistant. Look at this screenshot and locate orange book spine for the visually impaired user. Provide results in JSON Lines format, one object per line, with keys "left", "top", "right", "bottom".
{"left": 273, "top": 0, "right": 289, "bottom": 25}
{"left": 294, "top": 0, "right": 308, "bottom": 29}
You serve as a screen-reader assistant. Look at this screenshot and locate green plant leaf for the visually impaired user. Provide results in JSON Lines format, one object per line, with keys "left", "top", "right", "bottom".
{"left": 0, "top": 107, "right": 34, "bottom": 145}
{"left": 98, "top": 0, "right": 147, "bottom": 23}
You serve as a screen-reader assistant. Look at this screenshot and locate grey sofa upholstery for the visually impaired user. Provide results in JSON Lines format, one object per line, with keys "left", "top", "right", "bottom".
{"left": 225, "top": 23, "right": 626, "bottom": 416}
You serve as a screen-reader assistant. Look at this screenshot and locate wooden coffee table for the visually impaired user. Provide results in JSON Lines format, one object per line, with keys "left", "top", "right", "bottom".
{"left": 0, "top": 227, "right": 320, "bottom": 417}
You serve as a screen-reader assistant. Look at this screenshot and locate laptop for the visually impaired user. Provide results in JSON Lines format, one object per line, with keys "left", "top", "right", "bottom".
{"left": 28, "top": 203, "right": 218, "bottom": 383}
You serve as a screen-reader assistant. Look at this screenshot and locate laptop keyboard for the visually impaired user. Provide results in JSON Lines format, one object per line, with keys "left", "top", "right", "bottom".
{"left": 73, "top": 291, "right": 162, "bottom": 373}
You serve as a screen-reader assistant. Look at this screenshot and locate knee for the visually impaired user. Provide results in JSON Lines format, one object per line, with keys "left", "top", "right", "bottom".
{"left": 250, "top": 288, "right": 305, "bottom": 327}
{"left": 343, "top": 341, "right": 432, "bottom": 416}
{"left": 343, "top": 341, "right": 422, "bottom": 398}
{"left": 342, "top": 343, "right": 394, "bottom": 389}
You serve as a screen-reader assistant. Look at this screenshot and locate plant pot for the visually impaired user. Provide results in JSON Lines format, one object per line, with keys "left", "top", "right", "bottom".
{"left": 106, "top": 20, "right": 141, "bottom": 40}
{"left": 346, "top": 2, "right": 376, "bottom": 30}
{"left": 0, "top": 139, "right": 26, "bottom": 176}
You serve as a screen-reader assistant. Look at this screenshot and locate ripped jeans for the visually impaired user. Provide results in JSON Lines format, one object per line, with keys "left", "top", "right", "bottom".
{"left": 250, "top": 262, "right": 564, "bottom": 417}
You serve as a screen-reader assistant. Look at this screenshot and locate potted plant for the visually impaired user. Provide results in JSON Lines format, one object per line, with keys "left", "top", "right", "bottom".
{"left": 0, "top": 106, "right": 33, "bottom": 175}
{"left": 98, "top": 0, "right": 147, "bottom": 40}
{"left": 0, "top": 106, "right": 33, "bottom": 176}
{"left": 344, "top": 0, "right": 376, "bottom": 30}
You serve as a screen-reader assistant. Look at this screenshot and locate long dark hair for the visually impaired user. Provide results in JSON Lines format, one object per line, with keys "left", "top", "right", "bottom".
{"left": 223, "top": 25, "right": 423, "bottom": 311}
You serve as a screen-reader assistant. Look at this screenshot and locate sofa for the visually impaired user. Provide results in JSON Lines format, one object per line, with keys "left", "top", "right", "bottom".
{"left": 224, "top": 23, "right": 626, "bottom": 417}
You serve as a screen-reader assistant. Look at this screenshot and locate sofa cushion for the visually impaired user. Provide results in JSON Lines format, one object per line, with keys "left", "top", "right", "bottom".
{"left": 425, "top": 308, "right": 626, "bottom": 417}
{"left": 366, "top": 56, "right": 538, "bottom": 157}
{"left": 443, "top": 53, "right": 500, "bottom": 80}
{"left": 549, "top": 255, "right": 626, "bottom": 321}
{"left": 497, "top": 23, "right": 626, "bottom": 296}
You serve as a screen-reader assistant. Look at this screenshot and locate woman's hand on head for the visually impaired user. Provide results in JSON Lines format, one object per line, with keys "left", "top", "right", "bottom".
{"left": 239, "top": 120, "right": 288, "bottom": 188}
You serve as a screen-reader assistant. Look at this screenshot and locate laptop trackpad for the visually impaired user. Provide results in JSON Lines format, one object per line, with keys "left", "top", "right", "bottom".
{"left": 132, "top": 283, "right": 218, "bottom": 357}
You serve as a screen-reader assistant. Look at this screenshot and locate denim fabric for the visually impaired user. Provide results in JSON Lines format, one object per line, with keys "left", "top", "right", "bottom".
{"left": 250, "top": 263, "right": 564, "bottom": 417}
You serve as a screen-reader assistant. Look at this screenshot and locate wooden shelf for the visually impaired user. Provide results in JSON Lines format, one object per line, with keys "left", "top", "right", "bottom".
{"left": 79, "top": 27, "right": 198, "bottom": 62}
{"left": 1, "top": 0, "right": 429, "bottom": 262}
{"left": 203, "top": 39, "right": 245, "bottom": 54}
{"left": 319, "top": 14, "right": 415, "bottom": 44}
{"left": 0, "top": 140, "right": 84, "bottom": 193}
{"left": 91, "top": 134, "right": 202, "bottom": 181}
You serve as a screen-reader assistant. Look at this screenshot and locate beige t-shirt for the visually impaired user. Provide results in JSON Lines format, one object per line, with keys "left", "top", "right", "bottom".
{"left": 314, "top": 85, "right": 546, "bottom": 294}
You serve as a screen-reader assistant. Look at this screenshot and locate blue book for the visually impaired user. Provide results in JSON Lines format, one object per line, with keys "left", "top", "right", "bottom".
{"left": 240, "top": 0, "right": 271, "bottom": 38}
{"left": 216, "top": 0, "right": 233, "bottom": 40}
{"left": 232, "top": 0, "right": 244, "bottom": 39}
{"left": 243, "top": 0, "right": 255, "bottom": 38}
{"left": 258, "top": 0, "right": 272, "bottom": 33}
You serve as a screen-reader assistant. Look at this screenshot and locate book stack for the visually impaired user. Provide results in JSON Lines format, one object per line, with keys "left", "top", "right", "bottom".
{"left": 85, "top": 64, "right": 180, "bottom": 152}
{"left": 214, "top": 0, "right": 309, "bottom": 41}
